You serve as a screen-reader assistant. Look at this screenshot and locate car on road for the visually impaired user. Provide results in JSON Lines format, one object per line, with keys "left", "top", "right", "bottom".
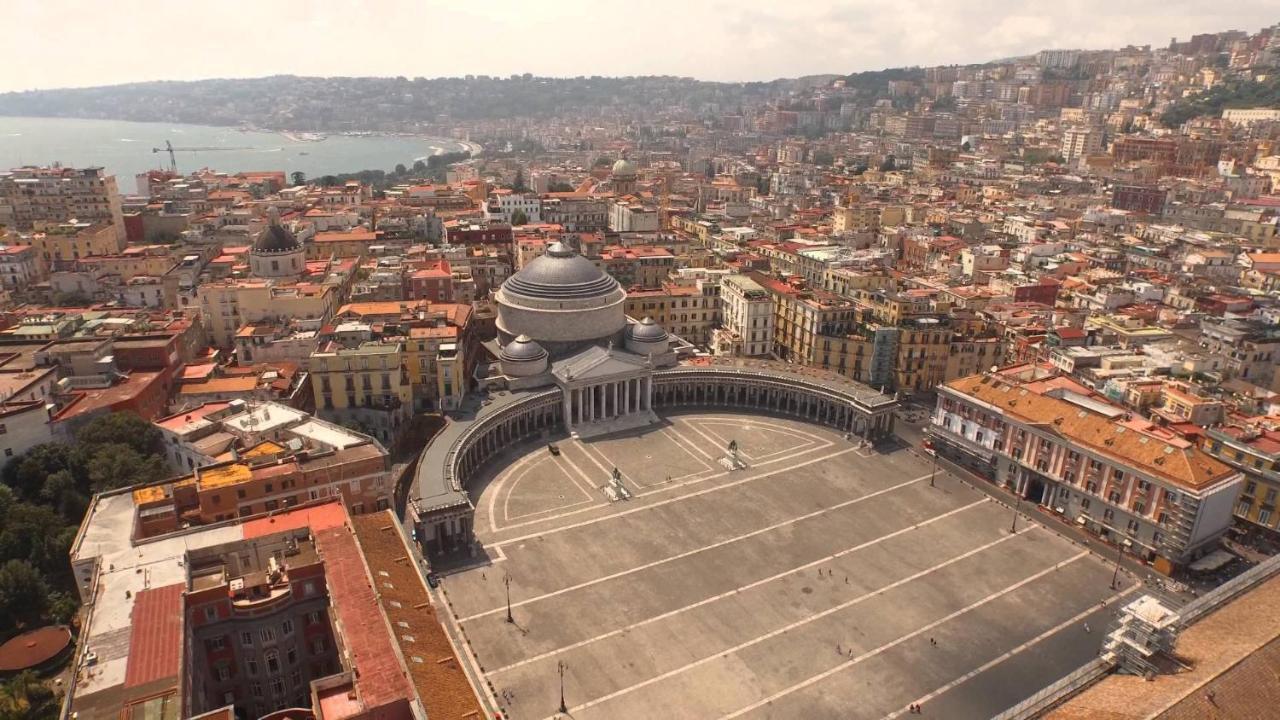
{"left": 426, "top": 572, "right": 440, "bottom": 588}
{"left": 548, "top": 443, "right": 561, "bottom": 455}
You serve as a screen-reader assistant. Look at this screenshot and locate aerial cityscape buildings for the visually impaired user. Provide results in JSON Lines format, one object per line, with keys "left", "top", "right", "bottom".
{"left": 0, "top": 14, "right": 1279, "bottom": 720}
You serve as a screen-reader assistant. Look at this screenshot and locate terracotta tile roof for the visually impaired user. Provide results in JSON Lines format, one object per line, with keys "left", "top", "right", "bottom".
{"left": 351, "top": 513, "right": 485, "bottom": 719}
{"left": 123, "top": 583, "right": 184, "bottom": 689}
{"left": 946, "top": 375, "right": 1235, "bottom": 491}
{"left": 1047, "top": 573, "right": 1280, "bottom": 720}
{"left": 315, "top": 524, "right": 415, "bottom": 712}
{"left": 236, "top": 503, "right": 342, "bottom": 541}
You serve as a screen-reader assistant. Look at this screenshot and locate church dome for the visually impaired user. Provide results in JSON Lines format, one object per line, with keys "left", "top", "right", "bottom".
{"left": 499, "top": 335, "right": 548, "bottom": 377}
{"left": 500, "top": 335, "right": 547, "bottom": 362}
{"left": 611, "top": 158, "right": 637, "bottom": 177}
{"left": 627, "top": 317, "right": 668, "bottom": 342}
{"left": 253, "top": 221, "right": 300, "bottom": 254}
{"left": 501, "top": 242, "right": 620, "bottom": 300}
{"left": 625, "top": 317, "right": 669, "bottom": 356}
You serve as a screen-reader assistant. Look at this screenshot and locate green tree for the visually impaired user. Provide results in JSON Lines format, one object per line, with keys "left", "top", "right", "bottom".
{"left": 394, "top": 163, "right": 408, "bottom": 176}
{"left": 0, "top": 560, "right": 50, "bottom": 630}
{"left": 512, "top": 168, "right": 527, "bottom": 192}
{"left": 511, "top": 209, "right": 529, "bottom": 226}
{"left": 78, "top": 412, "right": 162, "bottom": 456}
{"left": 0, "top": 670, "right": 60, "bottom": 720}
{"left": 812, "top": 150, "right": 835, "bottom": 167}
{"left": 86, "top": 444, "right": 165, "bottom": 494}
{"left": 40, "top": 469, "right": 88, "bottom": 524}
{"left": 879, "top": 155, "right": 896, "bottom": 172}
{"left": 290, "top": 171, "right": 306, "bottom": 186}
{"left": 2, "top": 444, "right": 78, "bottom": 501}
{"left": 412, "top": 159, "right": 428, "bottom": 173}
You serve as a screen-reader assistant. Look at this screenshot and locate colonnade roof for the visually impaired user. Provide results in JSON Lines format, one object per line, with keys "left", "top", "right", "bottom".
{"left": 412, "top": 360, "right": 898, "bottom": 517}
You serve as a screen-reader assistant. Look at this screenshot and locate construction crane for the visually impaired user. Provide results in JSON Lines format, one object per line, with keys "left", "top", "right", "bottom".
{"left": 151, "top": 140, "right": 252, "bottom": 172}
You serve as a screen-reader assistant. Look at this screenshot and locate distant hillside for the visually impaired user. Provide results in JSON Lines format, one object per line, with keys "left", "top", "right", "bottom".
{"left": 1161, "top": 76, "right": 1280, "bottom": 126}
{"left": 0, "top": 67, "right": 966, "bottom": 132}
{"left": 0, "top": 74, "right": 782, "bottom": 131}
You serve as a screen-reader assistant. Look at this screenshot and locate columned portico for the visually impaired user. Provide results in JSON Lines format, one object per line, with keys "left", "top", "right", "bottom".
{"left": 554, "top": 345, "right": 660, "bottom": 439}
{"left": 561, "top": 373, "right": 656, "bottom": 438}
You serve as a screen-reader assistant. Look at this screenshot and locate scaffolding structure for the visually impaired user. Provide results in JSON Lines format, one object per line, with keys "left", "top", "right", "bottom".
{"left": 1102, "top": 595, "right": 1180, "bottom": 677}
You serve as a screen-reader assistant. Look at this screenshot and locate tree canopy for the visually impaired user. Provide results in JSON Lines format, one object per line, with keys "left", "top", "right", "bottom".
{"left": 1161, "top": 76, "right": 1280, "bottom": 127}
{"left": 0, "top": 412, "right": 169, "bottom": 638}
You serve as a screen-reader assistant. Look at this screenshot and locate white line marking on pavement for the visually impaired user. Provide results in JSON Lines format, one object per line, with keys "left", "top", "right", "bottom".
{"left": 489, "top": 498, "right": 990, "bottom": 675}
{"left": 717, "top": 550, "right": 1091, "bottom": 719}
{"left": 502, "top": 454, "right": 594, "bottom": 525}
{"left": 694, "top": 419, "right": 823, "bottom": 462}
{"left": 881, "top": 587, "right": 1138, "bottom": 720}
{"left": 544, "top": 527, "right": 1038, "bottom": 719}
{"left": 663, "top": 422, "right": 717, "bottom": 461}
{"left": 485, "top": 451, "right": 544, "bottom": 534}
{"left": 486, "top": 444, "right": 863, "bottom": 542}
{"left": 460, "top": 471, "right": 932, "bottom": 622}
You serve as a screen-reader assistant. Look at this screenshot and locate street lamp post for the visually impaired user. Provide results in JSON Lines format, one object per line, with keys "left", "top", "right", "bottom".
{"left": 557, "top": 660, "right": 568, "bottom": 715}
{"left": 1110, "top": 539, "right": 1126, "bottom": 590}
{"left": 1010, "top": 484, "right": 1023, "bottom": 534}
{"left": 504, "top": 574, "right": 513, "bottom": 624}
{"left": 929, "top": 440, "right": 938, "bottom": 488}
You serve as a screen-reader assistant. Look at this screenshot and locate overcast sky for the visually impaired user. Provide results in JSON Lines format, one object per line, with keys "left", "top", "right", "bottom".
{"left": 2, "top": 1, "right": 1276, "bottom": 92}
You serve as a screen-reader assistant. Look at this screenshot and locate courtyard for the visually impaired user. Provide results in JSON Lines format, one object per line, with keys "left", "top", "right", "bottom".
{"left": 435, "top": 411, "right": 1135, "bottom": 720}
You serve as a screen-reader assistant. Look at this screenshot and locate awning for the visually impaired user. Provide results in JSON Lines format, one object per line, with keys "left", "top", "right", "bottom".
{"left": 1188, "top": 549, "right": 1235, "bottom": 572}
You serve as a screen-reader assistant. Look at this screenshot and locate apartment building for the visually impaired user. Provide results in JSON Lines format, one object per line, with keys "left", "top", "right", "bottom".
{"left": 831, "top": 204, "right": 882, "bottom": 233}
{"left": 309, "top": 340, "right": 413, "bottom": 443}
{"left": 599, "top": 245, "right": 675, "bottom": 290}
{"left": 625, "top": 279, "right": 721, "bottom": 346}
{"left": 146, "top": 401, "right": 391, "bottom": 527}
{"left": 1199, "top": 317, "right": 1280, "bottom": 389}
{"left": 1202, "top": 424, "right": 1280, "bottom": 537}
{"left": 0, "top": 243, "right": 41, "bottom": 290}
{"left": 0, "top": 166, "right": 125, "bottom": 238}
{"left": 540, "top": 194, "right": 607, "bottom": 231}
{"left": 608, "top": 199, "right": 660, "bottom": 232}
{"left": 746, "top": 272, "right": 859, "bottom": 364}
{"left": 67, "top": 498, "right": 483, "bottom": 720}
{"left": 1060, "top": 126, "right": 1103, "bottom": 165}
{"left": 331, "top": 300, "right": 476, "bottom": 412}
{"left": 0, "top": 400, "right": 54, "bottom": 469}
{"left": 26, "top": 221, "right": 125, "bottom": 266}
{"left": 715, "top": 274, "right": 774, "bottom": 358}
{"left": 932, "top": 373, "right": 1242, "bottom": 572}
{"left": 198, "top": 280, "right": 338, "bottom": 347}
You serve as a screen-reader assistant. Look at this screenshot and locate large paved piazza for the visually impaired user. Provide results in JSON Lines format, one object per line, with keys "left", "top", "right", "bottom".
{"left": 434, "top": 411, "right": 1136, "bottom": 720}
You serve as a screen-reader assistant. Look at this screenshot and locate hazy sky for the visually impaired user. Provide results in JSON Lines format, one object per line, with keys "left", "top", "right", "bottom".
{"left": 3, "top": 1, "right": 1276, "bottom": 92}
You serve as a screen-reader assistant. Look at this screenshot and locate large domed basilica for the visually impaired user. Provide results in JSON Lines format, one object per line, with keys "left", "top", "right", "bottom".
{"left": 488, "top": 240, "right": 677, "bottom": 438}
{"left": 413, "top": 237, "right": 898, "bottom": 554}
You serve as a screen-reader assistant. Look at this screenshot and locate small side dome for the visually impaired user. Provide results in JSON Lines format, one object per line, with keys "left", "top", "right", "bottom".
{"left": 500, "top": 335, "right": 548, "bottom": 377}
{"left": 625, "top": 317, "right": 669, "bottom": 356}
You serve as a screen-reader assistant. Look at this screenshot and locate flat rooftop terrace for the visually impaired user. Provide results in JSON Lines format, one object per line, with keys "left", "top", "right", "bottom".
{"left": 435, "top": 411, "right": 1135, "bottom": 720}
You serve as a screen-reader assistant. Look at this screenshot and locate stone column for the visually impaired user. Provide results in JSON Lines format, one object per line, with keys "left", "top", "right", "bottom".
{"left": 613, "top": 382, "right": 620, "bottom": 418}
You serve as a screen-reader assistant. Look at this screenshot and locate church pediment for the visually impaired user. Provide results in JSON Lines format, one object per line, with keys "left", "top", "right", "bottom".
{"left": 552, "top": 345, "right": 651, "bottom": 383}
